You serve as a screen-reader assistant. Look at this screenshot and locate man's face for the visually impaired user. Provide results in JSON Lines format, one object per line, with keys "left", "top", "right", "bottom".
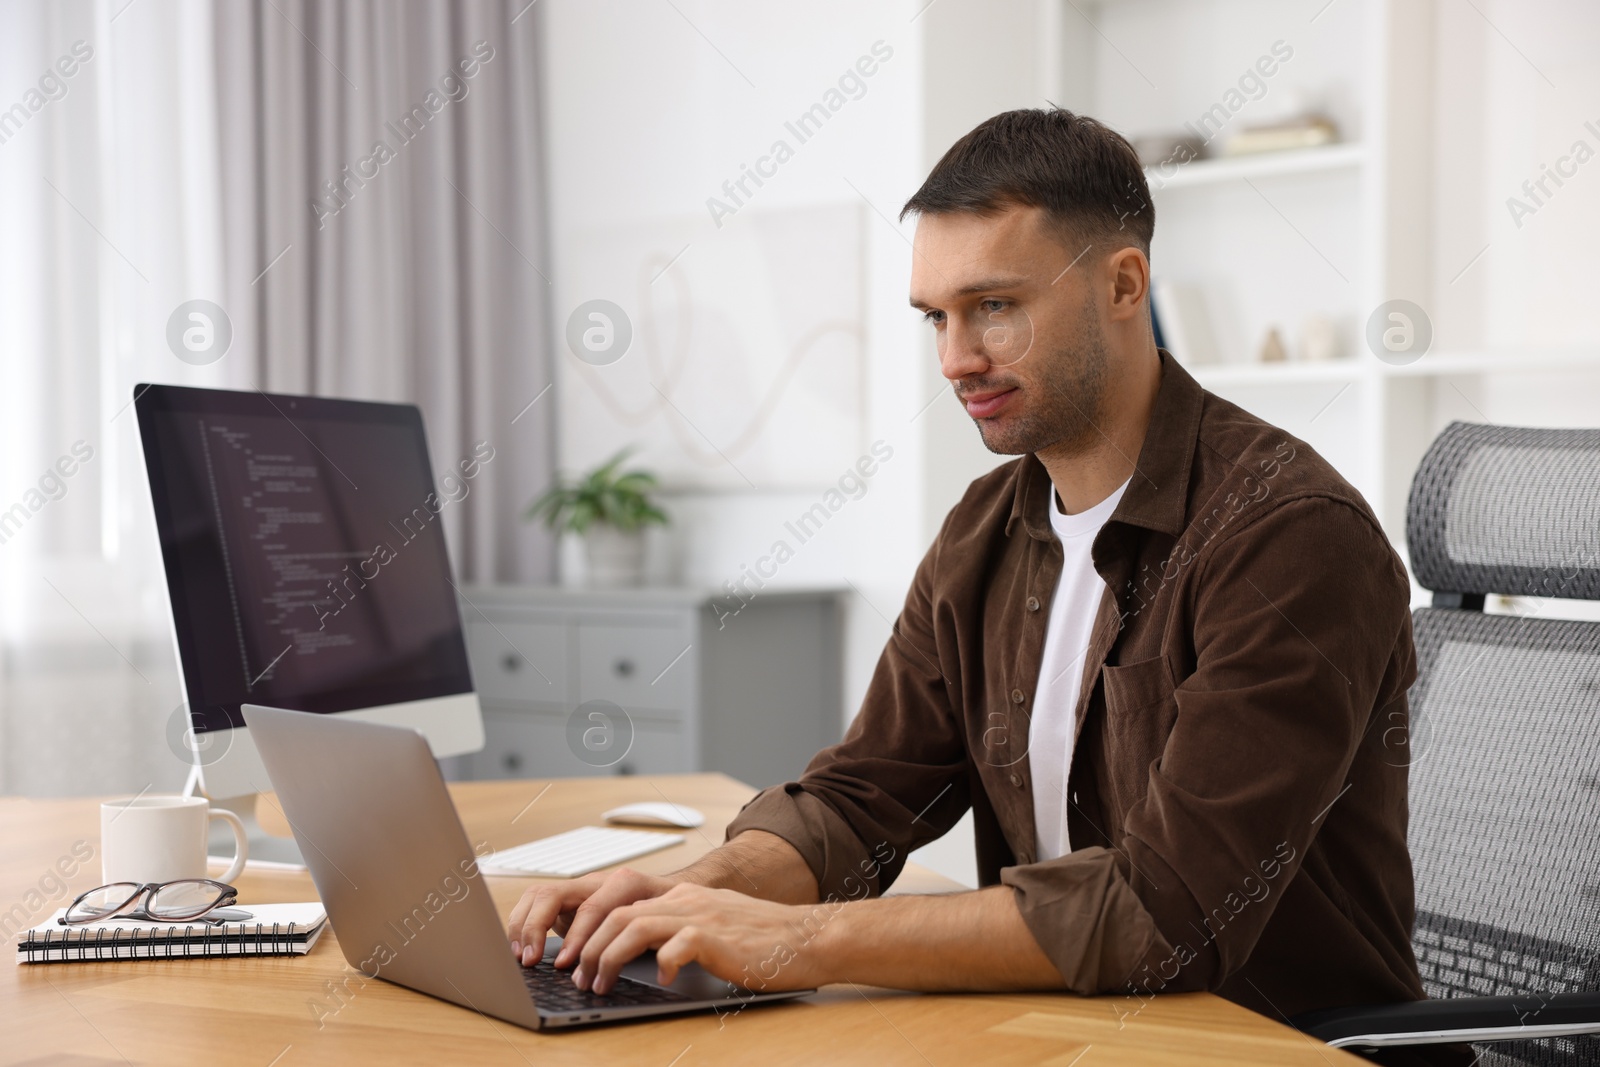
{"left": 909, "top": 205, "right": 1110, "bottom": 457}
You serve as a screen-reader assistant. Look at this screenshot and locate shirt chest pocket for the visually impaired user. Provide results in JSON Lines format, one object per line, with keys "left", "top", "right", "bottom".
{"left": 1098, "top": 655, "right": 1178, "bottom": 773}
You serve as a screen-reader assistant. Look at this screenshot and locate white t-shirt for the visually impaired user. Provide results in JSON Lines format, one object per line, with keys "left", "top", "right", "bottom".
{"left": 1030, "top": 476, "right": 1130, "bottom": 863}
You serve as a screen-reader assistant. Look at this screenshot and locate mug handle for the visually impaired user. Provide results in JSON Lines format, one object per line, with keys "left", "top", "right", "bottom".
{"left": 207, "top": 808, "right": 249, "bottom": 883}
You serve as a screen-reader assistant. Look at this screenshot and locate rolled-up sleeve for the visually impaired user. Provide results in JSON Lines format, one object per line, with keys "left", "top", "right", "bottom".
{"left": 1001, "top": 846, "right": 1172, "bottom": 990}
{"left": 725, "top": 522, "right": 972, "bottom": 903}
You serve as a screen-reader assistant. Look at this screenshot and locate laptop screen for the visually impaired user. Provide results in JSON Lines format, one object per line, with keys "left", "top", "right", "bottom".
{"left": 135, "top": 384, "right": 474, "bottom": 736}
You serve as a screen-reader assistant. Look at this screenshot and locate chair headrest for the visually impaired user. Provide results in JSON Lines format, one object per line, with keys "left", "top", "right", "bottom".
{"left": 1407, "top": 422, "right": 1600, "bottom": 600}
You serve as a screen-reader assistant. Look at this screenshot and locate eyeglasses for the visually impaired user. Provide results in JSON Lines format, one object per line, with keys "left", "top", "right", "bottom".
{"left": 57, "top": 879, "right": 252, "bottom": 926}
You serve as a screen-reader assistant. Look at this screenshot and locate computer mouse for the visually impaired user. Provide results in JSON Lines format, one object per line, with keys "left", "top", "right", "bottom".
{"left": 602, "top": 801, "right": 706, "bottom": 829}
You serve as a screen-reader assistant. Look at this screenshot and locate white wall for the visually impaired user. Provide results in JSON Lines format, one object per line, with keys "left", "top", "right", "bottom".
{"left": 1429, "top": 0, "right": 1600, "bottom": 438}
{"left": 538, "top": 0, "right": 931, "bottom": 768}
{"left": 1433, "top": 0, "right": 1600, "bottom": 353}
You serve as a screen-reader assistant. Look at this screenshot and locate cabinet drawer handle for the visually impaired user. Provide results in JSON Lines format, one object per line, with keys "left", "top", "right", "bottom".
{"left": 614, "top": 659, "right": 635, "bottom": 679}
{"left": 502, "top": 751, "right": 522, "bottom": 771}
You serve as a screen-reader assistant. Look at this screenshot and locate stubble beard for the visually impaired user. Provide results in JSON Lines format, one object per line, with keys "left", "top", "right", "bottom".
{"left": 968, "top": 306, "right": 1110, "bottom": 458}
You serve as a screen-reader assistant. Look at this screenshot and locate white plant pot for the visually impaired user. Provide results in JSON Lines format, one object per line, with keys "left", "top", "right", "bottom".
{"left": 583, "top": 526, "right": 646, "bottom": 588}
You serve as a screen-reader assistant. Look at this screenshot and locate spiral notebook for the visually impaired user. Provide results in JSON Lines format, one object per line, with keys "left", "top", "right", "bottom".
{"left": 15, "top": 903, "right": 327, "bottom": 964}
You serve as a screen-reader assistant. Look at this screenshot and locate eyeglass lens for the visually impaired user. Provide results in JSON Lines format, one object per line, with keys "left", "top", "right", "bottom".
{"left": 64, "top": 880, "right": 230, "bottom": 923}
{"left": 63, "top": 883, "right": 143, "bottom": 922}
{"left": 147, "top": 880, "right": 229, "bottom": 918}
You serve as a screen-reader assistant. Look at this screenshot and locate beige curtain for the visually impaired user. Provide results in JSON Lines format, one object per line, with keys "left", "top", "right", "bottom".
{"left": 211, "top": 0, "right": 556, "bottom": 582}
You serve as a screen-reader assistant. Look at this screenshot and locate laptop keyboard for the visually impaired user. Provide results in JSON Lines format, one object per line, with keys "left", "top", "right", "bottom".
{"left": 522, "top": 960, "right": 694, "bottom": 1014}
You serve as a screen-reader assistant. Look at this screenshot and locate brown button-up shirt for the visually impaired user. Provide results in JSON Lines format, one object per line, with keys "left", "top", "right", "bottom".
{"left": 728, "top": 353, "right": 1450, "bottom": 1047}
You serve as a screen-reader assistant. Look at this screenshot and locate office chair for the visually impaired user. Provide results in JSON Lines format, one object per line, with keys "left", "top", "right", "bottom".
{"left": 1293, "top": 422, "right": 1600, "bottom": 1065}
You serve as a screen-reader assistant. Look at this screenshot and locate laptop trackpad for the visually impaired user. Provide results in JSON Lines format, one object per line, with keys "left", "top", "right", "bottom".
{"left": 620, "top": 953, "right": 740, "bottom": 1000}
{"left": 544, "top": 935, "right": 742, "bottom": 1000}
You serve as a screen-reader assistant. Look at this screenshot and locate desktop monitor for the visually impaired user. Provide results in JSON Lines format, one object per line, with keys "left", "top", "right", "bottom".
{"left": 135, "top": 384, "right": 484, "bottom": 860}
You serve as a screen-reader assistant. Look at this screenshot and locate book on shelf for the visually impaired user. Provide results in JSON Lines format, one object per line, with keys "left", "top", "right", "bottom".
{"left": 1151, "top": 278, "right": 1220, "bottom": 367}
{"left": 1222, "top": 116, "right": 1339, "bottom": 157}
{"left": 15, "top": 902, "right": 327, "bottom": 964}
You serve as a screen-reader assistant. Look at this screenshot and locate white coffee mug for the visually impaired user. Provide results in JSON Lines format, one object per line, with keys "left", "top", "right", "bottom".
{"left": 101, "top": 795, "right": 248, "bottom": 885}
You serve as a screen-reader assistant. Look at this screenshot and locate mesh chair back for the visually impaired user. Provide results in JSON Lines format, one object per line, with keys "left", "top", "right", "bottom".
{"left": 1407, "top": 422, "right": 1600, "bottom": 601}
{"left": 1405, "top": 423, "right": 1600, "bottom": 1066}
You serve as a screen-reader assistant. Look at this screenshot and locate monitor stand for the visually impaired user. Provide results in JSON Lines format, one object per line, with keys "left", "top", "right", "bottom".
{"left": 208, "top": 794, "right": 308, "bottom": 869}
{"left": 183, "top": 767, "right": 307, "bottom": 869}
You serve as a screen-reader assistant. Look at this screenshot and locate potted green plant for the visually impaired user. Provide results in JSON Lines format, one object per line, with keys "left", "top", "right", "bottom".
{"left": 526, "top": 448, "right": 668, "bottom": 587}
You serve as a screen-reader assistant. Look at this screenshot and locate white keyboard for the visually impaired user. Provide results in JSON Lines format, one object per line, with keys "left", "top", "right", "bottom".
{"left": 476, "top": 826, "right": 686, "bottom": 878}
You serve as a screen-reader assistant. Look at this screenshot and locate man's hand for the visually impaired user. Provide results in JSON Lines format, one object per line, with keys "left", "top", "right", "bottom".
{"left": 574, "top": 883, "right": 831, "bottom": 995}
{"left": 504, "top": 830, "right": 820, "bottom": 971}
{"left": 507, "top": 866, "right": 680, "bottom": 968}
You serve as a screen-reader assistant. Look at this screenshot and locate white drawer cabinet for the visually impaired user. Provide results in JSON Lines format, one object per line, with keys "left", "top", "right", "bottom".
{"left": 576, "top": 621, "right": 690, "bottom": 713}
{"left": 465, "top": 620, "right": 566, "bottom": 703}
{"left": 473, "top": 708, "right": 687, "bottom": 779}
{"left": 451, "top": 586, "right": 843, "bottom": 789}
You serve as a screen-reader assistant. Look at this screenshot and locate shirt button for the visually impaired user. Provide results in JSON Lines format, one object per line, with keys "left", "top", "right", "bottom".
{"left": 1009, "top": 772, "right": 1024, "bottom": 788}
{"left": 1011, "top": 689, "right": 1024, "bottom": 704}
{"left": 1026, "top": 596, "right": 1040, "bottom": 612}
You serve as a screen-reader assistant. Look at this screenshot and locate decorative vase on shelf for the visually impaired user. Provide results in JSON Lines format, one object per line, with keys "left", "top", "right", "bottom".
{"left": 525, "top": 448, "right": 668, "bottom": 590}
{"left": 1257, "top": 326, "right": 1288, "bottom": 363}
{"left": 1300, "top": 315, "right": 1342, "bottom": 362}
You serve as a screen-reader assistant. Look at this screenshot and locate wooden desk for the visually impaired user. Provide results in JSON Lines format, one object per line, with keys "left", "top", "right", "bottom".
{"left": 1, "top": 775, "right": 1362, "bottom": 1065}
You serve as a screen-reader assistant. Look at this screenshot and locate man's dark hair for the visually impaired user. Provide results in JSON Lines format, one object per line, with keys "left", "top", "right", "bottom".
{"left": 900, "top": 108, "right": 1154, "bottom": 256}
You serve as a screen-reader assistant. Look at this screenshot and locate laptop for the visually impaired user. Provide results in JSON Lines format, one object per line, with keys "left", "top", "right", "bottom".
{"left": 243, "top": 705, "right": 813, "bottom": 1029}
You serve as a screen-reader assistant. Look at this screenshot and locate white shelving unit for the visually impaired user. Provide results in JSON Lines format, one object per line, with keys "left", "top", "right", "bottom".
{"left": 1191, "top": 348, "right": 1600, "bottom": 388}
{"left": 1053, "top": 0, "right": 1449, "bottom": 539}
{"left": 919, "top": 0, "right": 1600, "bottom": 550}
{"left": 1146, "top": 143, "right": 1366, "bottom": 192}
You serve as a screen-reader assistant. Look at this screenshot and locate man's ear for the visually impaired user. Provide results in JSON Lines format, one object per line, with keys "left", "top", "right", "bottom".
{"left": 1105, "top": 246, "right": 1150, "bottom": 324}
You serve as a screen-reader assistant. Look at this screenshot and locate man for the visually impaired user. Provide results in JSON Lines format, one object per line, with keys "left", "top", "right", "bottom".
{"left": 509, "top": 109, "right": 1466, "bottom": 1066}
